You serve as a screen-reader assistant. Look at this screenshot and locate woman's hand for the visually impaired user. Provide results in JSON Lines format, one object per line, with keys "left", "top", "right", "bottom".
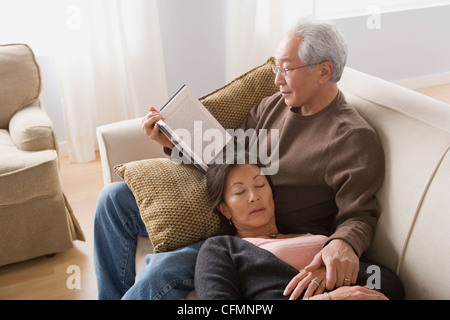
{"left": 309, "top": 286, "right": 388, "bottom": 300}
{"left": 141, "top": 106, "right": 173, "bottom": 149}
{"left": 284, "top": 267, "right": 327, "bottom": 300}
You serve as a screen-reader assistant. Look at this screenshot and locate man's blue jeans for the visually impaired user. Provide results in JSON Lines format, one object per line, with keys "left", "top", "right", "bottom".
{"left": 93, "top": 182, "right": 201, "bottom": 300}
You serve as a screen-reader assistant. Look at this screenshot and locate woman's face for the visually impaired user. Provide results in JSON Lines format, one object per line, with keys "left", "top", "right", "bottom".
{"left": 218, "top": 164, "right": 276, "bottom": 236}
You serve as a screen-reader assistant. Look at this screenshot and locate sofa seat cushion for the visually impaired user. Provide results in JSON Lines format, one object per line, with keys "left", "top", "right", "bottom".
{"left": 0, "top": 44, "right": 41, "bottom": 129}
{"left": 0, "top": 129, "right": 61, "bottom": 206}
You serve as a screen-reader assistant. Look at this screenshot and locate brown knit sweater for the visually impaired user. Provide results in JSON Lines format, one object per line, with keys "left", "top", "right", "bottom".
{"left": 240, "top": 91, "right": 385, "bottom": 257}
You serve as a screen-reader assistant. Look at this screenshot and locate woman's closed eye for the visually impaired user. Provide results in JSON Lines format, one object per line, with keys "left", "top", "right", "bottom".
{"left": 230, "top": 176, "right": 267, "bottom": 196}
{"left": 233, "top": 185, "right": 265, "bottom": 196}
{"left": 254, "top": 176, "right": 267, "bottom": 188}
{"left": 232, "top": 187, "right": 246, "bottom": 196}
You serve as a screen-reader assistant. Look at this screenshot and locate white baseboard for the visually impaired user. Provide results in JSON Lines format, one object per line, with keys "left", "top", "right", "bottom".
{"left": 395, "top": 72, "right": 450, "bottom": 90}
{"left": 57, "top": 141, "right": 99, "bottom": 158}
{"left": 58, "top": 141, "right": 68, "bottom": 157}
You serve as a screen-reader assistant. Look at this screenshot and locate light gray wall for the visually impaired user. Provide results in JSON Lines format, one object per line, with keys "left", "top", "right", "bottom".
{"left": 157, "top": 0, "right": 227, "bottom": 97}
{"left": 333, "top": 5, "right": 450, "bottom": 82}
{"left": 156, "top": 2, "right": 450, "bottom": 95}
{"left": 37, "top": 56, "right": 66, "bottom": 142}
{"left": 38, "top": 3, "right": 450, "bottom": 145}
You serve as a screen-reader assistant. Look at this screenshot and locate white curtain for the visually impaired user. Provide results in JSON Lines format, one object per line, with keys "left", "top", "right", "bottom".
{"left": 225, "top": 0, "right": 316, "bottom": 82}
{"left": 0, "top": 0, "right": 168, "bottom": 162}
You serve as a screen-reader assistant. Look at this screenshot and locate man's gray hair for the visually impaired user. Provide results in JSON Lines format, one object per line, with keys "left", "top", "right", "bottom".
{"left": 294, "top": 18, "right": 348, "bottom": 82}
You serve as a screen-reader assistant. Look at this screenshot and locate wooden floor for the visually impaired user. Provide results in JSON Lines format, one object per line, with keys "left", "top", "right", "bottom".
{"left": 0, "top": 84, "right": 449, "bottom": 300}
{"left": 415, "top": 83, "right": 450, "bottom": 105}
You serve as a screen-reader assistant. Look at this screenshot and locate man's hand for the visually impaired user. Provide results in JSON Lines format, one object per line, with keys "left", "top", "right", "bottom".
{"left": 304, "top": 239, "right": 359, "bottom": 290}
{"left": 141, "top": 106, "right": 173, "bottom": 149}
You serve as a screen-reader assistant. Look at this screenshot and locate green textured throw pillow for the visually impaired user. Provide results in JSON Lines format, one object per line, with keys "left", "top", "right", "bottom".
{"left": 199, "top": 57, "right": 278, "bottom": 129}
{"left": 115, "top": 159, "right": 219, "bottom": 253}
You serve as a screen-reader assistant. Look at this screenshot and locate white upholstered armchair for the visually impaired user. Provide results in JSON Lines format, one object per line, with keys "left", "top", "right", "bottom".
{"left": 0, "top": 44, "right": 85, "bottom": 266}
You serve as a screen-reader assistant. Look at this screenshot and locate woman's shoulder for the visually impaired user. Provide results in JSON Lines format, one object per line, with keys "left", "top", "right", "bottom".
{"left": 202, "top": 235, "right": 237, "bottom": 247}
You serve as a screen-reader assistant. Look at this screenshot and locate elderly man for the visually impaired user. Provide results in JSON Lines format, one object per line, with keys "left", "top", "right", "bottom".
{"left": 94, "top": 18, "right": 403, "bottom": 300}
{"left": 239, "top": 20, "right": 384, "bottom": 295}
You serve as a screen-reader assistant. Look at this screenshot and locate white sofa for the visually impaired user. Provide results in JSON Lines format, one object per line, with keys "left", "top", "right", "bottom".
{"left": 97, "top": 67, "right": 450, "bottom": 300}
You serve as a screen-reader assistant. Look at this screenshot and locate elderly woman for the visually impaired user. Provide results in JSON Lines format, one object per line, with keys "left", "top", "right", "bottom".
{"left": 195, "top": 161, "right": 402, "bottom": 300}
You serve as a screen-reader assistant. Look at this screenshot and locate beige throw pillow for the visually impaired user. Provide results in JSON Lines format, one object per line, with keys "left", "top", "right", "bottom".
{"left": 115, "top": 159, "right": 219, "bottom": 253}
{"left": 199, "top": 57, "right": 278, "bottom": 129}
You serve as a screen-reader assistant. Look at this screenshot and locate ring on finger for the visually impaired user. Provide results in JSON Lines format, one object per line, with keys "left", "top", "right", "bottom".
{"left": 311, "top": 278, "right": 320, "bottom": 287}
{"left": 344, "top": 277, "right": 351, "bottom": 283}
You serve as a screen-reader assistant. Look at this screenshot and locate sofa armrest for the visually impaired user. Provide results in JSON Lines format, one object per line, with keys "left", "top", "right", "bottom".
{"left": 96, "top": 117, "right": 166, "bottom": 185}
{"left": 9, "top": 99, "right": 58, "bottom": 152}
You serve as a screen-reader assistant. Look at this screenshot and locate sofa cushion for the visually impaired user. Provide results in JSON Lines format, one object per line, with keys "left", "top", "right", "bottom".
{"left": 9, "top": 101, "right": 57, "bottom": 151}
{"left": 199, "top": 57, "right": 278, "bottom": 129}
{"left": 0, "top": 131, "right": 61, "bottom": 205}
{"left": 397, "top": 152, "right": 450, "bottom": 299}
{"left": 0, "top": 129, "right": 56, "bottom": 176}
{"left": 0, "top": 44, "right": 41, "bottom": 129}
{"left": 114, "top": 58, "right": 279, "bottom": 252}
{"left": 114, "top": 159, "right": 220, "bottom": 253}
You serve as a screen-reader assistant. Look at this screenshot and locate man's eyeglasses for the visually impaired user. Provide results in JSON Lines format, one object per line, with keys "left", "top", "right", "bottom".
{"left": 272, "top": 63, "right": 320, "bottom": 77}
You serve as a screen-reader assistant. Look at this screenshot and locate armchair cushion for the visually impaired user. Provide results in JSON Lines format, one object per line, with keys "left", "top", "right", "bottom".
{"left": 0, "top": 129, "right": 56, "bottom": 176}
{"left": 9, "top": 101, "right": 57, "bottom": 151}
{"left": 114, "top": 57, "right": 279, "bottom": 253}
{"left": 114, "top": 159, "right": 220, "bottom": 253}
{"left": 0, "top": 44, "right": 41, "bottom": 129}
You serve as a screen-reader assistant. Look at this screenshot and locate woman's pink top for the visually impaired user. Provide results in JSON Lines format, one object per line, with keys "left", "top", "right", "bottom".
{"left": 243, "top": 234, "right": 328, "bottom": 271}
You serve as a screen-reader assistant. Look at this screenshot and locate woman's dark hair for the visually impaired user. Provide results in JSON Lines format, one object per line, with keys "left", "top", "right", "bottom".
{"left": 205, "top": 153, "right": 275, "bottom": 235}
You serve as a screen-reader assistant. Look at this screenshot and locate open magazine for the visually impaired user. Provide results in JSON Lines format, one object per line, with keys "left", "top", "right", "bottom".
{"left": 157, "top": 85, "right": 232, "bottom": 173}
